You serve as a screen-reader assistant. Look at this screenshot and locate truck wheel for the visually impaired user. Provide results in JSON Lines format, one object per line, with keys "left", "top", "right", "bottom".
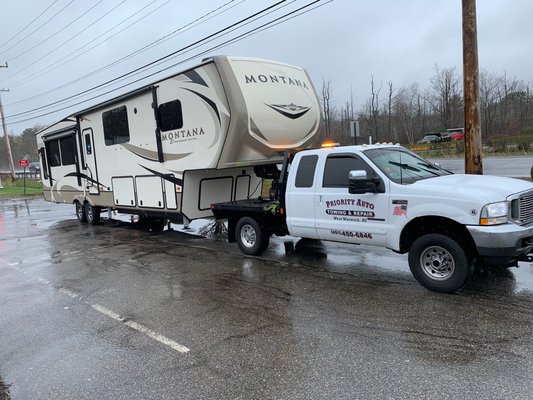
{"left": 236, "top": 216, "right": 270, "bottom": 255}
{"left": 75, "top": 201, "right": 87, "bottom": 223}
{"left": 84, "top": 202, "right": 101, "bottom": 225}
{"left": 408, "top": 234, "right": 472, "bottom": 293}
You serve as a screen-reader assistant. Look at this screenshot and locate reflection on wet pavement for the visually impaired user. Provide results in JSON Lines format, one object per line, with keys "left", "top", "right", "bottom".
{"left": 1, "top": 197, "right": 533, "bottom": 399}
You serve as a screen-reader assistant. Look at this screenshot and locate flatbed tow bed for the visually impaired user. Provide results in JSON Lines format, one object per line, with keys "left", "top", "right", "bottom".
{"left": 211, "top": 197, "right": 288, "bottom": 253}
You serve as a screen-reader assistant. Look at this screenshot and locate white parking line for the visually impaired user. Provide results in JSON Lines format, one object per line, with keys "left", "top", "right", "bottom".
{"left": 3, "top": 263, "right": 191, "bottom": 355}
{"left": 92, "top": 304, "right": 190, "bottom": 353}
{"left": 59, "top": 287, "right": 80, "bottom": 299}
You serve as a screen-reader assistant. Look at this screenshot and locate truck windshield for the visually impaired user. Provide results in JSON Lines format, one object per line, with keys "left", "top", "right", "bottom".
{"left": 363, "top": 147, "right": 451, "bottom": 184}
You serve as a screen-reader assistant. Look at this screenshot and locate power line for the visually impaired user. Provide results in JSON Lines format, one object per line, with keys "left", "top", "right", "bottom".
{"left": 1, "top": 0, "right": 170, "bottom": 89}
{"left": 0, "top": 0, "right": 79, "bottom": 55}
{"left": 7, "top": 0, "right": 283, "bottom": 117}
{"left": 8, "top": 0, "right": 106, "bottom": 62}
{"left": 6, "top": 0, "right": 329, "bottom": 126}
{"left": 1, "top": 0, "right": 129, "bottom": 87}
{"left": 0, "top": 0, "right": 60, "bottom": 51}
{"left": 4, "top": 0, "right": 239, "bottom": 103}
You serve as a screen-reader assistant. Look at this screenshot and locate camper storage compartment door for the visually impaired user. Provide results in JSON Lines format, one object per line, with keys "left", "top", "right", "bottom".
{"left": 112, "top": 177, "right": 136, "bottom": 207}
{"left": 135, "top": 176, "right": 165, "bottom": 208}
{"left": 181, "top": 167, "right": 261, "bottom": 220}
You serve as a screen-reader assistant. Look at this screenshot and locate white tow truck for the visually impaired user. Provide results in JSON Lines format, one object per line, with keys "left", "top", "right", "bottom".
{"left": 211, "top": 143, "right": 533, "bottom": 293}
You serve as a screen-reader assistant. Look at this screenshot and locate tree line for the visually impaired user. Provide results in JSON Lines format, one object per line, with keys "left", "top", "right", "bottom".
{"left": 319, "top": 66, "right": 532, "bottom": 149}
{"left": 2, "top": 66, "right": 532, "bottom": 170}
{"left": 0, "top": 126, "right": 42, "bottom": 170}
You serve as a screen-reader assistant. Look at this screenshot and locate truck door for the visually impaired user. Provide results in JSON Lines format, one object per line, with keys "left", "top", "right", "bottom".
{"left": 81, "top": 128, "right": 99, "bottom": 195}
{"left": 314, "top": 153, "right": 389, "bottom": 246}
{"left": 285, "top": 154, "right": 320, "bottom": 239}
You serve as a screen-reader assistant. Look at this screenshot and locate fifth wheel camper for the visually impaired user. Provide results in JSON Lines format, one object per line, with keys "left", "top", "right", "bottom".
{"left": 36, "top": 56, "right": 321, "bottom": 226}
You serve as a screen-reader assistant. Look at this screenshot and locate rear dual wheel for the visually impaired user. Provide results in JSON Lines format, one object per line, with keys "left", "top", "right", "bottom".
{"left": 235, "top": 216, "right": 270, "bottom": 255}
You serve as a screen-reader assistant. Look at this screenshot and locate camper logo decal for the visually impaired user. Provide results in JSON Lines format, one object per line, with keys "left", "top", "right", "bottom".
{"left": 245, "top": 74, "right": 310, "bottom": 90}
{"left": 266, "top": 103, "right": 311, "bottom": 120}
{"left": 161, "top": 127, "right": 206, "bottom": 144}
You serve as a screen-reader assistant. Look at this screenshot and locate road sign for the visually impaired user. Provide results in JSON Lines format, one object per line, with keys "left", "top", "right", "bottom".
{"left": 18, "top": 159, "right": 30, "bottom": 167}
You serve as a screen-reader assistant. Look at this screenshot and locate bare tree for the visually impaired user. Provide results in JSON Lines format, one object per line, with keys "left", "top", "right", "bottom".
{"left": 370, "top": 75, "right": 382, "bottom": 141}
{"left": 427, "top": 65, "right": 462, "bottom": 129}
{"left": 321, "top": 78, "right": 334, "bottom": 138}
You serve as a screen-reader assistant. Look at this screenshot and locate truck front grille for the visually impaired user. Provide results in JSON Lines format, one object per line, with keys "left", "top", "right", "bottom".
{"left": 513, "top": 190, "right": 533, "bottom": 225}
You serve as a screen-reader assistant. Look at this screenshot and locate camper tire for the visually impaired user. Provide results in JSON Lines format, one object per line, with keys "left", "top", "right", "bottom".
{"left": 408, "top": 233, "right": 472, "bottom": 293}
{"left": 236, "top": 216, "right": 270, "bottom": 255}
{"left": 85, "top": 203, "right": 101, "bottom": 225}
{"left": 75, "top": 201, "right": 87, "bottom": 223}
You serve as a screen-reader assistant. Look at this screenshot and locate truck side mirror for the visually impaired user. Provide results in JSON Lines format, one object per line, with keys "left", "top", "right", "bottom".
{"left": 349, "top": 170, "right": 380, "bottom": 194}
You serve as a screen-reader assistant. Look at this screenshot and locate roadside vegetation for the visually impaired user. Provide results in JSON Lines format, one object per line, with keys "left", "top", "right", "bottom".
{"left": 0, "top": 178, "right": 43, "bottom": 198}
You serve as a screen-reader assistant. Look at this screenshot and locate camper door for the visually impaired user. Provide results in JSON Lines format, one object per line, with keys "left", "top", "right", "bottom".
{"left": 81, "top": 128, "right": 99, "bottom": 194}
{"left": 44, "top": 131, "right": 83, "bottom": 199}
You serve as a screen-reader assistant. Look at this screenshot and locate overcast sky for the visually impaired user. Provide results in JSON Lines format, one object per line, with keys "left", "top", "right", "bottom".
{"left": 0, "top": 0, "right": 532, "bottom": 132}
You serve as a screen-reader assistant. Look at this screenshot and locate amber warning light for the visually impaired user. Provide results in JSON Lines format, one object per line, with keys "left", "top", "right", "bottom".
{"left": 321, "top": 142, "right": 339, "bottom": 149}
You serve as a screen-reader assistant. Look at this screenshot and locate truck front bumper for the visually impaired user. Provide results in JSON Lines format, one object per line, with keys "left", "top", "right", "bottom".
{"left": 467, "top": 222, "right": 533, "bottom": 262}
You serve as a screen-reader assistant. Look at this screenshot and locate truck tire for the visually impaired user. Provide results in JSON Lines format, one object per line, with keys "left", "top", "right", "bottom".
{"left": 84, "top": 202, "right": 101, "bottom": 225}
{"left": 75, "top": 201, "right": 87, "bottom": 223}
{"left": 236, "top": 216, "right": 270, "bottom": 255}
{"left": 408, "top": 234, "right": 472, "bottom": 293}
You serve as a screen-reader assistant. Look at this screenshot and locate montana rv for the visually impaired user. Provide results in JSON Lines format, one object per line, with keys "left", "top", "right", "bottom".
{"left": 36, "top": 56, "right": 321, "bottom": 226}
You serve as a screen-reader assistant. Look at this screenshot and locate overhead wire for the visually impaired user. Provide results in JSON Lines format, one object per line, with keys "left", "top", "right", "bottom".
{"left": 8, "top": 0, "right": 106, "bottom": 62}
{"left": 0, "top": 0, "right": 60, "bottom": 51}
{"left": 6, "top": 0, "right": 286, "bottom": 118}
{"left": 6, "top": 0, "right": 329, "bottom": 126}
{"left": 5, "top": 0, "right": 241, "bottom": 105}
{"left": 1, "top": 0, "right": 166, "bottom": 88}
{"left": 0, "top": 0, "right": 79, "bottom": 56}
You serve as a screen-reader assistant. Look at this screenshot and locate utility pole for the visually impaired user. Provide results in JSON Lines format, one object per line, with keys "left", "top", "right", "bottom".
{"left": 462, "top": 0, "right": 483, "bottom": 174}
{"left": 0, "top": 61, "right": 16, "bottom": 181}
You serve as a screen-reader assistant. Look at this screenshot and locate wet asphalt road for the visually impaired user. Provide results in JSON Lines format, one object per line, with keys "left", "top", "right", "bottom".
{"left": 1, "top": 198, "right": 533, "bottom": 400}
{"left": 428, "top": 155, "right": 533, "bottom": 177}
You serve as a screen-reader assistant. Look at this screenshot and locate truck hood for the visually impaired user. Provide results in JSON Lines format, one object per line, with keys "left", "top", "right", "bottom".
{"left": 411, "top": 174, "right": 533, "bottom": 203}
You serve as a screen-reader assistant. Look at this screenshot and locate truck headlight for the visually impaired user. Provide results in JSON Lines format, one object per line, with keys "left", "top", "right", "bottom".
{"left": 480, "top": 201, "right": 509, "bottom": 225}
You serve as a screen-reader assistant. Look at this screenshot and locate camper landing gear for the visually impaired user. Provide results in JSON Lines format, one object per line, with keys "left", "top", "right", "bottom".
{"left": 84, "top": 203, "right": 101, "bottom": 225}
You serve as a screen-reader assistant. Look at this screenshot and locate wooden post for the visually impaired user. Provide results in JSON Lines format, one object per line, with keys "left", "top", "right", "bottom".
{"left": 462, "top": 0, "right": 483, "bottom": 174}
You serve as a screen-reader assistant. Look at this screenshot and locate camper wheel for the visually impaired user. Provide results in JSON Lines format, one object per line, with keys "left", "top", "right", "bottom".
{"left": 75, "top": 201, "right": 87, "bottom": 223}
{"left": 235, "top": 216, "right": 270, "bottom": 255}
{"left": 84, "top": 203, "right": 101, "bottom": 225}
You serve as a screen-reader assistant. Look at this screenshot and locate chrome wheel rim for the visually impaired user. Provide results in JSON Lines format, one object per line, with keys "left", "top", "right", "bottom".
{"left": 420, "top": 246, "right": 455, "bottom": 281}
{"left": 240, "top": 224, "right": 257, "bottom": 248}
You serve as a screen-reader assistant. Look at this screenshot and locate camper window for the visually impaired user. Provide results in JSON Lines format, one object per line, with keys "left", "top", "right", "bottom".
{"left": 158, "top": 100, "right": 183, "bottom": 131}
{"left": 48, "top": 139, "right": 61, "bottom": 167}
{"left": 103, "top": 106, "right": 130, "bottom": 146}
{"left": 60, "top": 136, "right": 76, "bottom": 165}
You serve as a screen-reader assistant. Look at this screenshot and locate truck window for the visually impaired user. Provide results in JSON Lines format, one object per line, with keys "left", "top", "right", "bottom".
{"left": 295, "top": 155, "right": 318, "bottom": 187}
{"left": 60, "top": 136, "right": 76, "bottom": 165}
{"left": 323, "top": 155, "right": 368, "bottom": 188}
{"left": 103, "top": 106, "right": 130, "bottom": 146}
{"left": 158, "top": 100, "right": 183, "bottom": 131}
